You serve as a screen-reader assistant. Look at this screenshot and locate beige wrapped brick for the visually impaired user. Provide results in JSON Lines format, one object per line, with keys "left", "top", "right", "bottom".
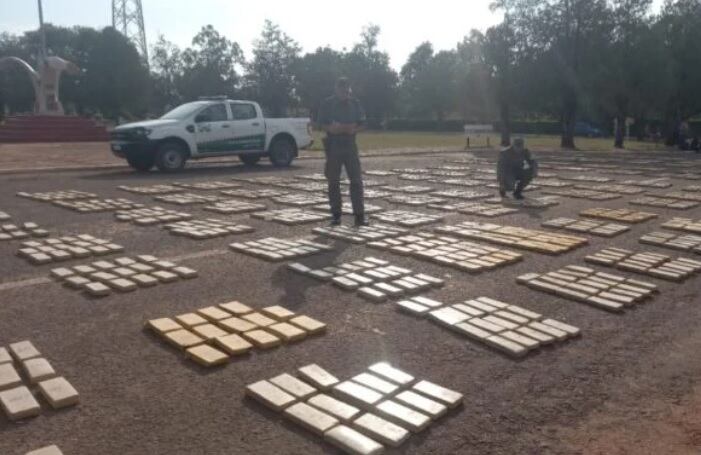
{"left": 298, "top": 364, "right": 339, "bottom": 391}
{"left": 175, "top": 313, "right": 208, "bottom": 328}
{"left": 197, "top": 306, "right": 232, "bottom": 322}
{"left": 23, "top": 358, "right": 57, "bottom": 384}
{"left": 163, "top": 329, "right": 204, "bottom": 350}
{"left": 261, "top": 305, "right": 296, "bottom": 321}
{"left": 218, "top": 317, "right": 258, "bottom": 333}
{"left": 284, "top": 401, "right": 339, "bottom": 435}
{"left": 242, "top": 329, "right": 281, "bottom": 349}
{"left": 270, "top": 373, "right": 317, "bottom": 399}
{"left": 186, "top": 345, "right": 229, "bottom": 367}
{"left": 352, "top": 412, "right": 409, "bottom": 447}
{"left": 289, "top": 315, "right": 326, "bottom": 334}
{"left": 9, "top": 340, "right": 41, "bottom": 361}
{"left": 324, "top": 425, "right": 384, "bottom": 455}
{"left": 219, "top": 301, "right": 253, "bottom": 315}
{"left": 38, "top": 377, "right": 79, "bottom": 409}
{"left": 268, "top": 322, "right": 307, "bottom": 342}
{"left": 0, "top": 386, "right": 41, "bottom": 420}
{"left": 246, "top": 380, "right": 296, "bottom": 412}
{"left": 242, "top": 312, "right": 277, "bottom": 327}
{"left": 26, "top": 445, "right": 64, "bottom": 455}
{"left": 192, "top": 323, "right": 229, "bottom": 341}
{"left": 307, "top": 393, "right": 359, "bottom": 421}
{"left": 0, "top": 363, "right": 22, "bottom": 391}
{"left": 146, "top": 318, "right": 182, "bottom": 334}
{"left": 214, "top": 334, "right": 252, "bottom": 356}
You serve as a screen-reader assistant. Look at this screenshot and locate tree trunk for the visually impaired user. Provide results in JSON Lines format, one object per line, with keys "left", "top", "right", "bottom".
{"left": 561, "top": 94, "right": 577, "bottom": 149}
{"left": 664, "top": 112, "right": 681, "bottom": 147}
{"left": 635, "top": 116, "right": 646, "bottom": 142}
{"left": 499, "top": 100, "right": 511, "bottom": 147}
{"left": 614, "top": 115, "right": 625, "bottom": 149}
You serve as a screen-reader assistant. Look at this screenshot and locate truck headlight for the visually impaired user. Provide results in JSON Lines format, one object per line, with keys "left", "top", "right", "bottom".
{"left": 134, "top": 127, "right": 152, "bottom": 137}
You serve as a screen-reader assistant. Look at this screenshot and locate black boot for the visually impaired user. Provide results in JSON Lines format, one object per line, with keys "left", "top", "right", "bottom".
{"left": 330, "top": 214, "right": 341, "bottom": 226}
{"left": 354, "top": 214, "right": 369, "bottom": 227}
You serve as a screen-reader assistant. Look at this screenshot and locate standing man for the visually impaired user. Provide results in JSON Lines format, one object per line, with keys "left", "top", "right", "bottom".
{"left": 317, "top": 77, "right": 367, "bottom": 226}
{"left": 497, "top": 137, "right": 537, "bottom": 200}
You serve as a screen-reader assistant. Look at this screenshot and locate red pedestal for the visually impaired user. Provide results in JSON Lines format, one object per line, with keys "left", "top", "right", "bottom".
{"left": 0, "top": 115, "right": 109, "bottom": 143}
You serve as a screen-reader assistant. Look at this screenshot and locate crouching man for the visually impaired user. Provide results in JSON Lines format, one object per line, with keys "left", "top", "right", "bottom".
{"left": 497, "top": 137, "right": 537, "bottom": 200}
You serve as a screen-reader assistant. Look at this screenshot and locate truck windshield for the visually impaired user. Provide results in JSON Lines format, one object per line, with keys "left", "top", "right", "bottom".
{"left": 160, "top": 102, "right": 209, "bottom": 120}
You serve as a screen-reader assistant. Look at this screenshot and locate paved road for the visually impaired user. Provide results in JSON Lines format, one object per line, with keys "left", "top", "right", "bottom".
{"left": 1, "top": 151, "right": 701, "bottom": 455}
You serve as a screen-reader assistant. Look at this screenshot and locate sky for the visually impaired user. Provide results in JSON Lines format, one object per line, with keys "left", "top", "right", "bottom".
{"left": 1, "top": 0, "right": 666, "bottom": 70}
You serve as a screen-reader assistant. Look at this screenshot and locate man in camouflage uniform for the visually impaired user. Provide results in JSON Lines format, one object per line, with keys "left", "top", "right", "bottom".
{"left": 497, "top": 137, "right": 537, "bottom": 200}
{"left": 317, "top": 77, "right": 367, "bottom": 226}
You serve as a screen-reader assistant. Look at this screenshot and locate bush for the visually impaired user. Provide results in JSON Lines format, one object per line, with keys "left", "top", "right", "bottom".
{"left": 371, "top": 119, "right": 563, "bottom": 135}
{"left": 382, "top": 119, "right": 469, "bottom": 132}
{"left": 689, "top": 121, "right": 701, "bottom": 136}
{"left": 494, "top": 121, "right": 561, "bottom": 135}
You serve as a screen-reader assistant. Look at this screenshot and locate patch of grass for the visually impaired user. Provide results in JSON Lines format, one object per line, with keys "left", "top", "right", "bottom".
{"left": 309, "top": 130, "right": 670, "bottom": 152}
{"left": 309, "top": 131, "right": 467, "bottom": 151}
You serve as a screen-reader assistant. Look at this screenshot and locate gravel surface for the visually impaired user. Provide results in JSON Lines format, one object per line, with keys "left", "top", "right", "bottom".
{"left": 1, "top": 150, "right": 700, "bottom": 455}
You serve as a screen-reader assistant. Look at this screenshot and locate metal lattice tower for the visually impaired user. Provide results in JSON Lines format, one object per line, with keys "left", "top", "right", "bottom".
{"left": 112, "top": 0, "right": 149, "bottom": 64}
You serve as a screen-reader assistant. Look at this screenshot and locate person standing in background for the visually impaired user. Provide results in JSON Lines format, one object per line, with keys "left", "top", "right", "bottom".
{"left": 317, "top": 77, "right": 368, "bottom": 226}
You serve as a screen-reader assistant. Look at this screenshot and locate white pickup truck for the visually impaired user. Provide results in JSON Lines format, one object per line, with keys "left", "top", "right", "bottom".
{"left": 110, "top": 98, "right": 313, "bottom": 172}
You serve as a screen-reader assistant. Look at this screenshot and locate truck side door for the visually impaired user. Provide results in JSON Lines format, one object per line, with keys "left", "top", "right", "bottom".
{"left": 193, "top": 103, "right": 234, "bottom": 153}
{"left": 229, "top": 102, "right": 266, "bottom": 151}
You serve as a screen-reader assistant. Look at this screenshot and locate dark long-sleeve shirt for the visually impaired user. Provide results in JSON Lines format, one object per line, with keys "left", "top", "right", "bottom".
{"left": 317, "top": 95, "right": 366, "bottom": 150}
{"left": 497, "top": 146, "right": 535, "bottom": 190}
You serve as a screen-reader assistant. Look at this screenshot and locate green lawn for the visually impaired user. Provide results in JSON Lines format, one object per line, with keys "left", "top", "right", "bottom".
{"left": 308, "top": 130, "right": 669, "bottom": 152}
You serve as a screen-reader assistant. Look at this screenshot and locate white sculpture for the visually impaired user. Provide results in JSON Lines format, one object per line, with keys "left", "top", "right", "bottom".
{"left": 0, "top": 55, "right": 80, "bottom": 116}
{"left": 0, "top": 1, "right": 81, "bottom": 116}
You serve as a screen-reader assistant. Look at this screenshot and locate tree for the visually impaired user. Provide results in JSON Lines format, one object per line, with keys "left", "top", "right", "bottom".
{"left": 657, "top": 0, "right": 701, "bottom": 145}
{"left": 293, "top": 47, "right": 343, "bottom": 120}
{"left": 81, "top": 27, "right": 150, "bottom": 119}
{"left": 483, "top": 20, "right": 519, "bottom": 145}
{"left": 428, "top": 51, "right": 459, "bottom": 121}
{"left": 178, "top": 25, "right": 244, "bottom": 102}
{"left": 342, "top": 25, "right": 398, "bottom": 123}
{"left": 245, "top": 20, "right": 301, "bottom": 117}
{"left": 151, "top": 35, "right": 184, "bottom": 110}
{"left": 591, "top": 0, "right": 671, "bottom": 148}
{"left": 401, "top": 42, "right": 437, "bottom": 118}
{"left": 400, "top": 43, "right": 458, "bottom": 121}
{"left": 454, "top": 31, "right": 496, "bottom": 124}
{"left": 492, "top": 0, "right": 611, "bottom": 149}
{"left": 0, "top": 32, "right": 34, "bottom": 114}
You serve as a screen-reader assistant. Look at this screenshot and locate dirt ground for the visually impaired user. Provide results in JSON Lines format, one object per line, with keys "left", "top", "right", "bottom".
{"left": 0, "top": 149, "right": 700, "bottom": 455}
{"left": 0, "top": 141, "right": 457, "bottom": 172}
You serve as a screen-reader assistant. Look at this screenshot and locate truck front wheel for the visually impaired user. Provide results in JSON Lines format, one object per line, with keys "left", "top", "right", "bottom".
{"left": 155, "top": 142, "right": 188, "bottom": 172}
{"left": 126, "top": 153, "right": 155, "bottom": 172}
{"left": 269, "top": 137, "right": 296, "bottom": 167}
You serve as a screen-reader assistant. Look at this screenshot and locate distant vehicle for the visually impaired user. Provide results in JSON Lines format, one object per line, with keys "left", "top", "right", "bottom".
{"left": 110, "top": 98, "right": 313, "bottom": 172}
{"left": 574, "top": 121, "right": 604, "bottom": 138}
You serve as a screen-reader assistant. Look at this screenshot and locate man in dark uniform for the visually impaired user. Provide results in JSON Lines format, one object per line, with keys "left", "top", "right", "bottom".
{"left": 497, "top": 137, "right": 537, "bottom": 200}
{"left": 317, "top": 77, "right": 367, "bottom": 226}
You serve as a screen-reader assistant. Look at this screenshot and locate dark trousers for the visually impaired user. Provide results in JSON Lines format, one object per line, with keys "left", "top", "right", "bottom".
{"left": 324, "top": 142, "right": 365, "bottom": 218}
{"left": 513, "top": 167, "right": 534, "bottom": 194}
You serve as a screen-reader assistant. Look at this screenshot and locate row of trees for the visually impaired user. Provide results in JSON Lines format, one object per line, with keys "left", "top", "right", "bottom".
{"left": 150, "top": 22, "right": 398, "bottom": 122}
{"left": 488, "top": 0, "right": 701, "bottom": 147}
{"left": 2, "top": 0, "right": 701, "bottom": 148}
